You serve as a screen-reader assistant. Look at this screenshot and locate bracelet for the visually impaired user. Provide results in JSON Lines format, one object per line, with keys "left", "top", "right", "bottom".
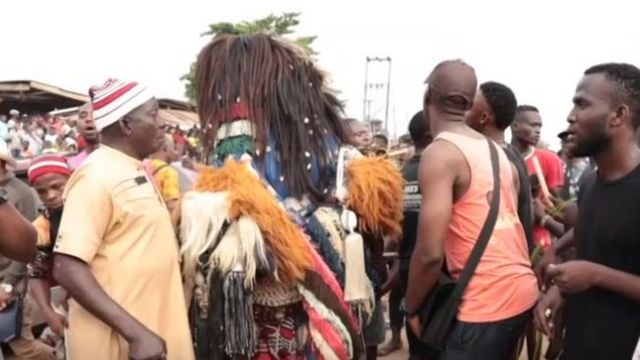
{"left": 400, "top": 298, "right": 420, "bottom": 317}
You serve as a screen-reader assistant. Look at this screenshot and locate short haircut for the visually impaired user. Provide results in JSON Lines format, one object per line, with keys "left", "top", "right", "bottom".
{"left": 516, "top": 105, "right": 539, "bottom": 113}
{"left": 408, "top": 110, "right": 430, "bottom": 146}
{"left": 514, "top": 104, "right": 539, "bottom": 123}
{"left": 480, "top": 81, "right": 517, "bottom": 130}
{"left": 585, "top": 63, "right": 640, "bottom": 129}
{"left": 342, "top": 118, "right": 363, "bottom": 138}
{"left": 372, "top": 133, "right": 389, "bottom": 147}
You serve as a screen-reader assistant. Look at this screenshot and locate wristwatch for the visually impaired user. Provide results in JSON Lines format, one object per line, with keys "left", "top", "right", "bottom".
{"left": 0, "top": 187, "right": 8, "bottom": 206}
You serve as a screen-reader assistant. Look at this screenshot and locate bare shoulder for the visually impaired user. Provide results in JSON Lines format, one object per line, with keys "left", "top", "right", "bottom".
{"left": 420, "top": 139, "right": 466, "bottom": 170}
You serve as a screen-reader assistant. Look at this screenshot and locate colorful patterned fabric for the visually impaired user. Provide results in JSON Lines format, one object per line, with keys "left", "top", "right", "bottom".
{"left": 254, "top": 304, "right": 304, "bottom": 360}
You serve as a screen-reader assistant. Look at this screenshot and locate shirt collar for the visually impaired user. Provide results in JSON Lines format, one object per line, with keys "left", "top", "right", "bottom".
{"left": 99, "top": 145, "right": 144, "bottom": 169}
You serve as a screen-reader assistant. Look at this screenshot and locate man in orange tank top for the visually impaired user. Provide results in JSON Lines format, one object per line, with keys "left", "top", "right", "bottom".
{"left": 404, "top": 60, "right": 539, "bottom": 360}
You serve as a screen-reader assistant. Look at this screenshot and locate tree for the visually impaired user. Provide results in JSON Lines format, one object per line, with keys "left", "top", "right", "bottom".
{"left": 181, "top": 12, "right": 316, "bottom": 103}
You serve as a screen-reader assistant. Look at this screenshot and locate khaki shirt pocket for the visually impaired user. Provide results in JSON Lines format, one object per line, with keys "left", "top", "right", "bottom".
{"left": 115, "top": 182, "right": 164, "bottom": 219}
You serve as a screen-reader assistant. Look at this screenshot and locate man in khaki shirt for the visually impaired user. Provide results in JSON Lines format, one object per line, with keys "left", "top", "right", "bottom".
{"left": 53, "top": 79, "right": 194, "bottom": 360}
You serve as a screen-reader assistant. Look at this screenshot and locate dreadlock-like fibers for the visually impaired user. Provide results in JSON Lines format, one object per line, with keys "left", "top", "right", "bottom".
{"left": 196, "top": 34, "right": 347, "bottom": 200}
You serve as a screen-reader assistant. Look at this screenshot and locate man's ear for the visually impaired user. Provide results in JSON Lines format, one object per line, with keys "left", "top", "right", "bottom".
{"left": 118, "top": 117, "right": 133, "bottom": 137}
{"left": 610, "top": 104, "right": 629, "bottom": 128}
{"left": 479, "top": 112, "right": 489, "bottom": 126}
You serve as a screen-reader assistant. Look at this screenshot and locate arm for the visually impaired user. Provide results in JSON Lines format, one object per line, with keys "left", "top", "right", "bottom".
{"left": 592, "top": 265, "right": 640, "bottom": 302}
{"left": 2, "top": 261, "right": 26, "bottom": 286}
{"left": 405, "top": 143, "right": 457, "bottom": 313}
{"left": 552, "top": 228, "right": 575, "bottom": 253}
{"left": 29, "top": 279, "right": 54, "bottom": 314}
{"left": 548, "top": 260, "right": 640, "bottom": 302}
{"left": 14, "top": 189, "right": 38, "bottom": 222}
{"left": 53, "top": 254, "right": 154, "bottom": 342}
{"left": 0, "top": 202, "right": 37, "bottom": 262}
{"left": 542, "top": 216, "right": 565, "bottom": 238}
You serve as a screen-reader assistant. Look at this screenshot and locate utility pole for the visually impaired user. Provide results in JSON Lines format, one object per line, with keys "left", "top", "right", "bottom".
{"left": 363, "top": 56, "right": 392, "bottom": 131}
{"left": 384, "top": 57, "right": 392, "bottom": 131}
{"left": 362, "top": 57, "right": 370, "bottom": 121}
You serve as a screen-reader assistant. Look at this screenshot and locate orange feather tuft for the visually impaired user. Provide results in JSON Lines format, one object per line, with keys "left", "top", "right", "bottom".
{"left": 194, "top": 159, "right": 312, "bottom": 283}
{"left": 345, "top": 157, "right": 404, "bottom": 239}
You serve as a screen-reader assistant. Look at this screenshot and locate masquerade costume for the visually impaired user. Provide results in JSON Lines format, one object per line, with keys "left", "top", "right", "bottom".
{"left": 182, "top": 34, "right": 403, "bottom": 359}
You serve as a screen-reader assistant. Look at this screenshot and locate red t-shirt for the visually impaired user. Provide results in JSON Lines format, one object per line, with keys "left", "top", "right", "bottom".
{"left": 524, "top": 148, "right": 565, "bottom": 248}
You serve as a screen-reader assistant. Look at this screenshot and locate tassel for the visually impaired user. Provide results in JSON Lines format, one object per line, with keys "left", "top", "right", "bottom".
{"left": 223, "top": 269, "right": 256, "bottom": 357}
{"left": 341, "top": 209, "right": 374, "bottom": 319}
{"left": 343, "top": 231, "right": 375, "bottom": 318}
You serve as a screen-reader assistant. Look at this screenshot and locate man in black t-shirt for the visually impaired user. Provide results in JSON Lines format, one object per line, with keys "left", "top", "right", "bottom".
{"left": 535, "top": 63, "right": 640, "bottom": 360}
{"left": 397, "top": 110, "right": 433, "bottom": 359}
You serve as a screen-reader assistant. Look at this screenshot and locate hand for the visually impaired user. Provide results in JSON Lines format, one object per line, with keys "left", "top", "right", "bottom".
{"left": 534, "top": 248, "right": 558, "bottom": 290}
{"left": 45, "top": 310, "right": 68, "bottom": 338}
{"left": 547, "top": 261, "right": 599, "bottom": 294}
{"left": 407, "top": 314, "right": 421, "bottom": 337}
{"left": 0, "top": 288, "right": 15, "bottom": 311}
{"left": 533, "top": 198, "right": 547, "bottom": 223}
{"left": 533, "top": 285, "right": 563, "bottom": 337}
{"left": 128, "top": 328, "right": 167, "bottom": 360}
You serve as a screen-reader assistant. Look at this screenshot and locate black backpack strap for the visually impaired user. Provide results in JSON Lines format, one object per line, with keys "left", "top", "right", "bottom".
{"left": 451, "top": 139, "right": 501, "bottom": 298}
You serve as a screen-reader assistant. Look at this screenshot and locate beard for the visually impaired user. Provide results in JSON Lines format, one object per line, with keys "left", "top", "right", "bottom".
{"left": 570, "top": 123, "right": 611, "bottom": 158}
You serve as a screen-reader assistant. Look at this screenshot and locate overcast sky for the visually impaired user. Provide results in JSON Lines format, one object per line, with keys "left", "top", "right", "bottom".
{"left": 2, "top": 0, "right": 639, "bottom": 149}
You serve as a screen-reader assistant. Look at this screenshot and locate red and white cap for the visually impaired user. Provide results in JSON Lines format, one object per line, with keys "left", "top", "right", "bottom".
{"left": 28, "top": 155, "right": 72, "bottom": 185}
{"left": 89, "top": 79, "right": 154, "bottom": 131}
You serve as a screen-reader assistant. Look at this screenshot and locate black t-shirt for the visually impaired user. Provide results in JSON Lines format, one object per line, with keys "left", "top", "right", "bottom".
{"left": 563, "top": 165, "right": 640, "bottom": 360}
{"left": 399, "top": 154, "right": 421, "bottom": 269}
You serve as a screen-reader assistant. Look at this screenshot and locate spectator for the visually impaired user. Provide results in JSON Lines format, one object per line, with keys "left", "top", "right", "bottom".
{"left": 7, "top": 109, "right": 20, "bottom": 129}
{"left": 68, "top": 103, "right": 99, "bottom": 169}
{"left": 27, "top": 155, "right": 72, "bottom": 342}
{"left": 53, "top": 79, "right": 194, "bottom": 360}
{"left": 0, "top": 132, "right": 53, "bottom": 359}
{"left": 148, "top": 135, "right": 180, "bottom": 212}
{"left": 511, "top": 105, "right": 565, "bottom": 248}
{"left": 405, "top": 60, "right": 537, "bottom": 359}
{"left": 343, "top": 118, "right": 372, "bottom": 148}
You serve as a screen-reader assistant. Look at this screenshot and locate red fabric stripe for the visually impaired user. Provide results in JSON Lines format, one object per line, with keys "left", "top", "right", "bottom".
{"left": 304, "top": 303, "right": 348, "bottom": 360}
{"left": 92, "top": 82, "right": 138, "bottom": 111}
{"left": 306, "top": 241, "right": 359, "bottom": 329}
{"left": 28, "top": 167, "right": 72, "bottom": 184}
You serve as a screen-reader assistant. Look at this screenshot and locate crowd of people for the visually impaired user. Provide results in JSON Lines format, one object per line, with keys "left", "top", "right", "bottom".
{"left": 0, "top": 32, "right": 638, "bottom": 360}
{"left": 0, "top": 108, "right": 202, "bottom": 162}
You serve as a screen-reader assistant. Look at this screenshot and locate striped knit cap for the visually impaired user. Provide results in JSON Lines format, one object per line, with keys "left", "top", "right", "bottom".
{"left": 28, "top": 155, "right": 72, "bottom": 185}
{"left": 89, "top": 79, "right": 154, "bottom": 131}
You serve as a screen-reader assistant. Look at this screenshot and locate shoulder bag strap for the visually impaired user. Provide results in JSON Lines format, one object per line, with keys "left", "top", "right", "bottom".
{"left": 451, "top": 139, "right": 501, "bottom": 298}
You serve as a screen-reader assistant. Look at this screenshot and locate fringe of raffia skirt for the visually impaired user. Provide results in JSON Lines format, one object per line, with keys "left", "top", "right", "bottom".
{"left": 223, "top": 270, "right": 256, "bottom": 357}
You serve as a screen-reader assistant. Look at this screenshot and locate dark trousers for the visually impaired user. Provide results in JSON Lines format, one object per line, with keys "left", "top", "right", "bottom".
{"left": 440, "top": 309, "right": 531, "bottom": 360}
{"left": 389, "top": 283, "right": 404, "bottom": 330}
{"left": 400, "top": 263, "right": 434, "bottom": 357}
